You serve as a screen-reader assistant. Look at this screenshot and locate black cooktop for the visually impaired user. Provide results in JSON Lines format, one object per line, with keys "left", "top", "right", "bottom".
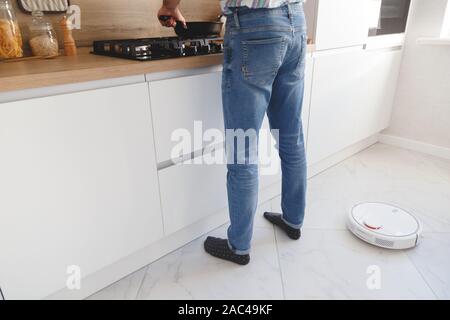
{"left": 92, "top": 37, "right": 224, "bottom": 61}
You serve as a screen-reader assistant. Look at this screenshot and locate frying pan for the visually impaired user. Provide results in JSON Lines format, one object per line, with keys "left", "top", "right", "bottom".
{"left": 159, "top": 16, "right": 223, "bottom": 38}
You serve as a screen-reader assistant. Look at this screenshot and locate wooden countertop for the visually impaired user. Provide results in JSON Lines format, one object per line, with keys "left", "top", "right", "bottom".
{"left": 0, "top": 45, "right": 315, "bottom": 93}
{"left": 0, "top": 47, "right": 224, "bottom": 93}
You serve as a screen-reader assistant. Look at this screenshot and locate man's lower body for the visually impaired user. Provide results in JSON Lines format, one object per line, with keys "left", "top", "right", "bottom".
{"left": 204, "top": 3, "right": 308, "bottom": 265}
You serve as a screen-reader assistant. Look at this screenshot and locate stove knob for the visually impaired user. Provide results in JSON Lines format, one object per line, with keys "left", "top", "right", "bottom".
{"left": 174, "top": 45, "right": 185, "bottom": 57}
{"left": 184, "top": 46, "right": 198, "bottom": 56}
{"left": 209, "top": 43, "right": 223, "bottom": 54}
{"left": 200, "top": 45, "right": 211, "bottom": 55}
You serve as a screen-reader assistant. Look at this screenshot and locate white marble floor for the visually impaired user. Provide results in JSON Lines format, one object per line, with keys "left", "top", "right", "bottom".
{"left": 88, "top": 143, "right": 450, "bottom": 300}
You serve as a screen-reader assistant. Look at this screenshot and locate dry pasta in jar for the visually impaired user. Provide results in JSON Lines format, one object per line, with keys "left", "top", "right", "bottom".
{"left": 0, "top": 0, "right": 24, "bottom": 59}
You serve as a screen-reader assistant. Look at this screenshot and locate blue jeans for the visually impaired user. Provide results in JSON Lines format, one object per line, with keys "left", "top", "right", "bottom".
{"left": 222, "top": 3, "right": 308, "bottom": 255}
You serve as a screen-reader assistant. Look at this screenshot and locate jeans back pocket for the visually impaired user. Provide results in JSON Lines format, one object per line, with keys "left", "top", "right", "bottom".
{"left": 241, "top": 37, "right": 286, "bottom": 87}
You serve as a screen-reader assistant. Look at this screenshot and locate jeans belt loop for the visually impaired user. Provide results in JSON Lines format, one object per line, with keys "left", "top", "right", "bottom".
{"left": 233, "top": 11, "right": 240, "bottom": 29}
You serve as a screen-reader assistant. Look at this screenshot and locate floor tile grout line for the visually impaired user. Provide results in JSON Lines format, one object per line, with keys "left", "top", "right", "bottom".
{"left": 91, "top": 143, "right": 450, "bottom": 300}
{"left": 103, "top": 220, "right": 273, "bottom": 299}
{"left": 131, "top": 222, "right": 229, "bottom": 300}
{"left": 132, "top": 221, "right": 230, "bottom": 300}
{"left": 134, "top": 265, "right": 150, "bottom": 300}
{"left": 273, "top": 226, "right": 287, "bottom": 300}
{"left": 404, "top": 246, "right": 440, "bottom": 300}
{"left": 85, "top": 266, "right": 148, "bottom": 300}
{"left": 307, "top": 141, "right": 379, "bottom": 180}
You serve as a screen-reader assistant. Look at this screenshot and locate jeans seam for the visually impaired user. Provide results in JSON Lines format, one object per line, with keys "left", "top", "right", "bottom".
{"left": 279, "top": 38, "right": 287, "bottom": 68}
{"left": 294, "top": 33, "right": 307, "bottom": 78}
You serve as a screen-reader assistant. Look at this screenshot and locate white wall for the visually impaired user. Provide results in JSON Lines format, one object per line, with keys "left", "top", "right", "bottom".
{"left": 383, "top": 0, "right": 450, "bottom": 149}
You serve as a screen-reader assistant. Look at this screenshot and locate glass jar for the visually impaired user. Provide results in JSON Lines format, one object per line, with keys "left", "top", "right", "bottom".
{"left": 29, "top": 11, "right": 59, "bottom": 57}
{"left": 0, "top": 0, "right": 24, "bottom": 59}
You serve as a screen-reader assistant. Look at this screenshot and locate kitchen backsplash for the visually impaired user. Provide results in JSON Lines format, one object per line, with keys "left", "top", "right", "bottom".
{"left": 13, "top": 0, "right": 221, "bottom": 47}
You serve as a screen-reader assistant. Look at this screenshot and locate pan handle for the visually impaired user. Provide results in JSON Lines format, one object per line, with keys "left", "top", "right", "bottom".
{"left": 158, "top": 15, "right": 187, "bottom": 32}
{"left": 158, "top": 15, "right": 184, "bottom": 26}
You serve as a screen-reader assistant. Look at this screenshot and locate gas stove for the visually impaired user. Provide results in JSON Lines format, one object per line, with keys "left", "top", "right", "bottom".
{"left": 92, "top": 37, "right": 224, "bottom": 61}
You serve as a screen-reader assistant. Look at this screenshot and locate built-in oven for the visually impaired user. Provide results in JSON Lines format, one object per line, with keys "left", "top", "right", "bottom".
{"left": 369, "top": 0, "right": 411, "bottom": 36}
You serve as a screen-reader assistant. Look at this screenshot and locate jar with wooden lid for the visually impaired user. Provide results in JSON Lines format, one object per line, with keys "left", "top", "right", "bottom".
{"left": 0, "top": 0, "right": 24, "bottom": 59}
{"left": 29, "top": 10, "right": 59, "bottom": 57}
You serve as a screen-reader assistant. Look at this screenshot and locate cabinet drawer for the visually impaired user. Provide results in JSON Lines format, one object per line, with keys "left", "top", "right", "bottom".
{"left": 149, "top": 72, "right": 224, "bottom": 163}
{"left": 158, "top": 155, "right": 228, "bottom": 235}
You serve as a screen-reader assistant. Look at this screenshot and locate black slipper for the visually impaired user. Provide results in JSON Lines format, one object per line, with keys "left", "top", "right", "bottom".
{"left": 264, "top": 212, "right": 301, "bottom": 240}
{"left": 204, "top": 236, "right": 250, "bottom": 265}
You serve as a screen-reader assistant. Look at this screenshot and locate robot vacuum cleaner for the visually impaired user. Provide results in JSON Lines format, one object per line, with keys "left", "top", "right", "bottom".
{"left": 347, "top": 202, "right": 422, "bottom": 249}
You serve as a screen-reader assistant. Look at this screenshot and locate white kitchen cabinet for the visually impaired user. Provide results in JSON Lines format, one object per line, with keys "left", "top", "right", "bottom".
{"left": 315, "top": 0, "right": 370, "bottom": 50}
{"left": 363, "top": 47, "right": 402, "bottom": 132}
{"left": 307, "top": 46, "right": 402, "bottom": 165}
{"left": 149, "top": 72, "right": 224, "bottom": 164}
{"left": 158, "top": 153, "right": 228, "bottom": 236}
{"left": 307, "top": 48, "right": 366, "bottom": 164}
{"left": 0, "top": 83, "right": 163, "bottom": 299}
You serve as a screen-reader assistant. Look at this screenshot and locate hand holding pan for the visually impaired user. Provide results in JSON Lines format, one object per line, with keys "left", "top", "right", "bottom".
{"left": 159, "top": 15, "right": 223, "bottom": 39}
{"left": 158, "top": 15, "right": 186, "bottom": 29}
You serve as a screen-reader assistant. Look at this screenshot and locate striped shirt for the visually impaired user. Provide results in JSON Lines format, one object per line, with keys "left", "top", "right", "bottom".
{"left": 221, "top": 0, "right": 304, "bottom": 14}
